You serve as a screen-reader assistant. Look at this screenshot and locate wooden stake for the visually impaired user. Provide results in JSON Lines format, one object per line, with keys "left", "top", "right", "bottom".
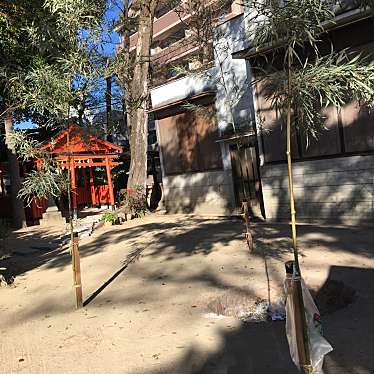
{"left": 242, "top": 201, "right": 253, "bottom": 251}
{"left": 72, "top": 233, "right": 83, "bottom": 309}
{"left": 285, "top": 262, "right": 313, "bottom": 374}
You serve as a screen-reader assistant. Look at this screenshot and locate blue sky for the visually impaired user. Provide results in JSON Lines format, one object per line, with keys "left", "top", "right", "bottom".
{"left": 16, "top": 3, "right": 121, "bottom": 130}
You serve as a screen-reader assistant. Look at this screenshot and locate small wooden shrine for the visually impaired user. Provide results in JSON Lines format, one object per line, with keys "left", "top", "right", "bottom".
{"left": 40, "top": 124, "right": 123, "bottom": 217}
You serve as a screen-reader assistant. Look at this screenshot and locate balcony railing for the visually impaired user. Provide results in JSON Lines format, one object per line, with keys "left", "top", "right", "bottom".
{"left": 129, "top": 1, "right": 244, "bottom": 50}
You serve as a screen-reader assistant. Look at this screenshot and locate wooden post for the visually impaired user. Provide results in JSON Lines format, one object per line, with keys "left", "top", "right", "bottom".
{"left": 70, "top": 161, "right": 78, "bottom": 218}
{"left": 105, "top": 157, "right": 115, "bottom": 210}
{"left": 242, "top": 200, "right": 253, "bottom": 251}
{"left": 89, "top": 166, "right": 96, "bottom": 207}
{"left": 285, "top": 261, "right": 313, "bottom": 374}
{"left": 72, "top": 233, "right": 83, "bottom": 309}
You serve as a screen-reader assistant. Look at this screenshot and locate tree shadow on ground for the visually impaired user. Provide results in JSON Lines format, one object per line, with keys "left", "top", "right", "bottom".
{"left": 251, "top": 222, "right": 374, "bottom": 260}
{"left": 135, "top": 265, "right": 374, "bottom": 374}
{"left": 76, "top": 217, "right": 246, "bottom": 266}
{"left": 83, "top": 247, "right": 145, "bottom": 306}
{"left": 0, "top": 228, "right": 70, "bottom": 281}
{"left": 321, "top": 266, "right": 374, "bottom": 374}
{"left": 3, "top": 216, "right": 374, "bottom": 336}
{"left": 4, "top": 214, "right": 374, "bottom": 282}
{"left": 143, "top": 321, "right": 298, "bottom": 374}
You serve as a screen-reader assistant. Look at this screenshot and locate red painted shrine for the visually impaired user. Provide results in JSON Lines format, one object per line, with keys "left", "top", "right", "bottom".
{"left": 0, "top": 124, "right": 123, "bottom": 224}
{"left": 41, "top": 124, "right": 123, "bottom": 216}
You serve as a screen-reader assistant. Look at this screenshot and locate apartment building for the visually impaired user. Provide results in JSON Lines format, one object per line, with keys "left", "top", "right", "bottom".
{"left": 127, "top": 1, "right": 374, "bottom": 223}
{"left": 129, "top": 1, "right": 259, "bottom": 216}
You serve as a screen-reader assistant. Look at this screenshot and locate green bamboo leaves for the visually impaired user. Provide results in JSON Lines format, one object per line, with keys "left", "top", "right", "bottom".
{"left": 7, "top": 131, "right": 69, "bottom": 206}
{"left": 261, "top": 51, "right": 374, "bottom": 139}
{"left": 248, "top": 0, "right": 374, "bottom": 141}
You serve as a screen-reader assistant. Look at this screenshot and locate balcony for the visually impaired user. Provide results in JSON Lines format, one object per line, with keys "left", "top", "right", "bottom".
{"left": 151, "top": 37, "right": 197, "bottom": 66}
{"left": 129, "top": 0, "right": 244, "bottom": 50}
{"left": 130, "top": 8, "right": 183, "bottom": 50}
{"left": 150, "top": 38, "right": 214, "bottom": 87}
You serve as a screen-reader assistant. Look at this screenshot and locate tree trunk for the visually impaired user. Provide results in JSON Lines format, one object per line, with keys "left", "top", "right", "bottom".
{"left": 118, "top": 0, "right": 131, "bottom": 148}
{"left": 127, "top": 0, "right": 158, "bottom": 191}
{"left": 4, "top": 111, "right": 27, "bottom": 229}
{"left": 106, "top": 75, "right": 113, "bottom": 142}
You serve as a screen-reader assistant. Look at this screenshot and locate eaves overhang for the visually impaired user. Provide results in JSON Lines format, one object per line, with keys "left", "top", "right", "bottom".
{"left": 232, "top": 8, "right": 373, "bottom": 61}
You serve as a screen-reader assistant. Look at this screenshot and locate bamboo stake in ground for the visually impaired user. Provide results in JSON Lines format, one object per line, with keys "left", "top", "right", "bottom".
{"left": 285, "top": 46, "right": 312, "bottom": 374}
{"left": 72, "top": 232, "right": 83, "bottom": 309}
{"left": 242, "top": 200, "right": 253, "bottom": 251}
{"left": 67, "top": 128, "right": 81, "bottom": 308}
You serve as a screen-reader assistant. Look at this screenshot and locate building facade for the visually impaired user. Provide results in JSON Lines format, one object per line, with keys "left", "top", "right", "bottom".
{"left": 130, "top": 1, "right": 259, "bottom": 216}
{"left": 131, "top": 1, "right": 374, "bottom": 223}
{"left": 234, "top": 1, "right": 374, "bottom": 224}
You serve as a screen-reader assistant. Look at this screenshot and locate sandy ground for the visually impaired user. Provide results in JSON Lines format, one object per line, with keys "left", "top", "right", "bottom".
{"left": 1, "top": 214, "right": 374, "bottom": 374}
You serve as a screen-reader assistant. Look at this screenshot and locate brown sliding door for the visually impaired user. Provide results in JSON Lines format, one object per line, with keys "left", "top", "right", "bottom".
{"left": 230, "top": 142, "right": 263, "bottom": 217}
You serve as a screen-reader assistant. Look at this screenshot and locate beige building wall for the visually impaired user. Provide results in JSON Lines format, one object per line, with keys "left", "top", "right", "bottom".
{"left": 261, "top": 155, "right": 374, "bottom": 225}
{"left": 161, "top": 170, "right": 236, "bottom": 215}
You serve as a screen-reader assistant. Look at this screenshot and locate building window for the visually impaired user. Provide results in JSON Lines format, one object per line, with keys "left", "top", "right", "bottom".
{"left": 341, "top": 102, "right": 374, "bottom": 153}
{"left": 255, "top": 79, "right": 300, "bottom": 162}
{"left": 157, "top": 104, "right": 223, "bottom": 175}
{"left": 256, "top": 40, "right": 374, "bottom": 163}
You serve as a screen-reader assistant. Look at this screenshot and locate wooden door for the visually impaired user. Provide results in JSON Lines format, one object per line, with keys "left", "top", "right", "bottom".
{"left": 230, "top": 143, "right": 263, "bottom": 216}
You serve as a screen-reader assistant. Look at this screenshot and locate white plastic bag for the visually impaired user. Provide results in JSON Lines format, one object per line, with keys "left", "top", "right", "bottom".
{"left": 285, "top": 278, "right": 333, "bottom": 373}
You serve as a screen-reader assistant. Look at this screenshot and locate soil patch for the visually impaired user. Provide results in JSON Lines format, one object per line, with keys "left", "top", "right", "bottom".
{"left": 312, "top": 279, "right": 356, "bottom": 315}
{"left": 207, "top": 293, "right": 270, "bottom": 322}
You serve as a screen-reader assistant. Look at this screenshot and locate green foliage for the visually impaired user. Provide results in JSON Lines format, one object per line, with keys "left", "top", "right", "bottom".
{"left": 0, "top": 0, "right": 112, "bottom": 239}
{"left": 247, "top": 0, "right": 374, "bottom": 140}
{"left": 7, "top": 131, "right": 69, "bottom": 205}
{"left": 122, "top": 186, "right": 147, "bottom": 218}
{"left": 8, "top": 62, "right": 74, "bottom": 121}
{"left": 261, "top": 51, "right": 374, "bottom": 138}
{"left": 44, "top": 0, "right": 105, "bottom": 33}
{"left": 18, "top": 166, "right": 69, "bottom": 206}
{"left": 248, "top": 0, "right": 334, "bottom": 52}
{"left": 0, "top": 0, "right": 106, "bottom": 124}
{"left": 101, "top": 212, "right": 118, "bottom": 224}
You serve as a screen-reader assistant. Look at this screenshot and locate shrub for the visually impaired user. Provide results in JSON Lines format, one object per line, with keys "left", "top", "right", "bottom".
{"left": 122, "top": 186, "right": 147, "bottom": 218}
{"left": 101, "top": 212, "right": 118, "bottom": 225}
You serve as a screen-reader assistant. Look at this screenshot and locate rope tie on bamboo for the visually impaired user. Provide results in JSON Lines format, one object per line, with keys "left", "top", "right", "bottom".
{"left": 301, "top": 364, "right": 313, "bottom": 373}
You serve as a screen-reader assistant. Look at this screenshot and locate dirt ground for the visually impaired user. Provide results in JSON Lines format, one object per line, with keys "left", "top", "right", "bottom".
{"left": 1, "top": 214, "right": 374, "bottom": 374}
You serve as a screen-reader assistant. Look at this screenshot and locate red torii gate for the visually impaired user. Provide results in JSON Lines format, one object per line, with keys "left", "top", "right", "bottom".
{"left": 42, "top": 124, "right": 123, "bottom": 216}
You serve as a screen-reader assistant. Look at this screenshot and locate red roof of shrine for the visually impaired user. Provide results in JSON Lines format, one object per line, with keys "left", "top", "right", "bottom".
{"left": 43, "top": 124, "right": 123, "bottom": 155}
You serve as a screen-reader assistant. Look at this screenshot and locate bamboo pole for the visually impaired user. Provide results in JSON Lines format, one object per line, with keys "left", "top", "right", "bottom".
{"left": 67, "top": 128, "right": 82, "bottom": 309}
{"left": 67, "top": 130, "right": 74, "bottom": 255}
{"left": 285, "top": 46, "right": 312, "bottom": 374}
{"left": 286, "top": 48, "right": 300, "bottom": 274}
{"left": 242, "top": 201, "right": 253, "bottom": 251}
{"left": 72, "top": 232, "right": 83, "bottom": 308}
